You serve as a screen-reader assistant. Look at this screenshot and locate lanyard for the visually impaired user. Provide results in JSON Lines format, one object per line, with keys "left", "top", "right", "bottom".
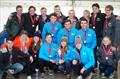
{"left": 30, "top": 14, "right": 36, "bottom": 26}
{"left": 81, "top": 29, "right": 88, "bottom": 41}
{"left": 102, "top": 44, "right": 112, "bottom": 57}
{"left": 106, "top": 17, "right": 109, "bottom": 32}
{"left": 46, "top": 43, "right": 53, "bottom": 54}
{"left": 92, "top": 15, "right": 96, "bottom": 27}
{"left": 50, "top": 22, "right": 56, "bottom": 33}
{"left": 17, "top": 15, "right": 21, "bottom": 24}
{"left": 64, "top": 28, "right": 71, "bottom": 38}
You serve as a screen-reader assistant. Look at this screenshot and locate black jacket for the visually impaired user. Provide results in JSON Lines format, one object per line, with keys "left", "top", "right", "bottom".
{"left": 5, "top": 12, "right": 25, "bottom": 37}
{"left": 38, "top": 15, "right": 50, "bottom": 33}
{"left": 96, "top": 45, "right": 117, "bottom": 68}
{"left": 0, "top": 46, "right": 27, "bottom": 69}
{"left": 90, "top": 13, "right": 106, "bottom": 38}
{"left": 23, "top": 13, "right": 38, "bottom": 37}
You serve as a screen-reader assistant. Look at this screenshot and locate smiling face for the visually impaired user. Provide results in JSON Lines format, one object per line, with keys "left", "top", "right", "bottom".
{"left": 69, "top": 10, "right": 75, "bottom": 18}
{"left": 46, "top": 35, "right": 52, "bottom": 43}
{"left": 64, "top": 21, "right": 71, "bottom": 29}
{"left": 80, "top": 20, "right": 88, "bottom": 29}
{"left": 50, "top": 15, "right": 57, "bottom": 23}
{"left": 102, "top": 36, "right": 111, "bottom": 46}
{"left": 92, "top": 6, "right": 99, "bottom": 14}
{"left": 7, "top": 40, "right": 13, "bottom": 49}
{"left": 105, "top": 8, "right": 113, "bottom": 17}
{"left": 41, "top": 8, "right": 47, "bottom": 16}
{"left": 54, "top": 6, "right": 61, "bottom": 15}
{"left": 61, "top": 41, "right": 67, "bottom": 47}
{"left": 29, "top": 8, "right": 36, "bottom": 16}
{"left": 76, "top": 43, "right": 82, "bottom": 50}
{"left": 16, "top": 7, "right": 23, "bottom": 16}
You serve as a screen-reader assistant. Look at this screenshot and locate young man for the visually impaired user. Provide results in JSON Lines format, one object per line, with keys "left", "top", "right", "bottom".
{"left": 64, "top": 9, "right": 79, "bottom": 29}
{"left": 0, "top": 37, "right": 26, "bottom": 79}
{"left": 5, "top": 5, "right": 25, "bottom": 38}
{"left": 72, "top": 35, "right": 95, "bottom": 79}
{"left": 38, "top": 33, "right": 58, "bottom": 78}
{"left": 78, "top": 17, "right": 97, "bottom": 50}
{"left": 54, "top": 5, "right": 65, "bottom": 24}
{"left": 103, "top": 5, "right": 117, "bottom": 44}
{"left": 23, "top": 6, "right": 38, "bottom": 37}
{"left": 89, "top": 3, "right": 105, "bottom": 46}
{"left": 38, "top": 7, "right": 49, "bottom": 33}
{"left": 57, "top": 20, "right": 77, "bottom": 47}
{"left": 42, "top": 13, "right": 62, "bottom": 43}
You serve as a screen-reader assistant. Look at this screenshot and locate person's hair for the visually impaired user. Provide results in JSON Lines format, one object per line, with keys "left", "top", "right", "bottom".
{"left": 45, "top": 33, "right": 51, "bottom": 38}
{"left": 92, "top": 3, "right": 100, "bottom": 9}
{"left": 16, "top": 5, "right": 22, "bottom": 10}
{"left": 50, "top": 13, "right": 57, "bottom": 18}
{"left": 54, "top": 5, "right": 60, "bottom": 8}
{"left": 105, "top": 5, "right": 114, "bottom": 11}
{"left": 60, "top": 44, "right": 68, "bottom": 54}
{"left": 64, "top": 20, "right": 71, "bottom": 25}
{"left": 79, "top": 17, "right": 88, "bottom": 23}
{"left": 41, "top": 7, "right": 47, "bottom": 11}
{"left": 20, "top": 30, "right": 28, "bottom": 36}
{"left": 6, "top": 37, "right": 14, "bottom": 42}
{"left": 83, "top": 10, "right": 90, "bottom": 17}
{"left": 28, "top": 6, "right": 36, "bottom": 11}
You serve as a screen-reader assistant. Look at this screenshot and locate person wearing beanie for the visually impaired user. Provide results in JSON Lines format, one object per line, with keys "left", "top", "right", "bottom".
{"left": 57, "top": 20, "right": 77, "bottom": 47}
{"left": 26, "top": 31, "right": 42, "bottom": 79}
{"left": 57, "top": 36, "right": 73, "bottom": 79}
{"left": 38, "top": 33, "right": 59, "bottom": 78}
{"left": 42, "top": 13, "right": 62, "bottom": 43}
{"left": 72, "top": 35, "right": 95, "bottom": 79}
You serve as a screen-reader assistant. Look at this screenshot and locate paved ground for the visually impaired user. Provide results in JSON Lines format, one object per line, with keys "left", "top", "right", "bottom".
{"left": 5, "top": 70, "right": 117, "bottom": 79}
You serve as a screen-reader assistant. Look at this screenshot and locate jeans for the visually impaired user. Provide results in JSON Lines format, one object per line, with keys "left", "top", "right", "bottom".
{"left": 99, "top": 64, "right": 114, "bottom": 77}
{"left": 0, "top": 63, "right": 24, "bottom": 77}
{"left": 58, "top": 61, "right": 72, "bottom": 74}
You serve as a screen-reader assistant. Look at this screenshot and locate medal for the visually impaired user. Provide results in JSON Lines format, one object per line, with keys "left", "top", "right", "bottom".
{"left": 49, "top": 55, "right": 52, "bottom": 58}
{"left": 59, "top": 60, "right": 61, "bottom": 64}
{"left": 93, "top": 26, "right": 95, "bottom": 29}
{"left": 84, "top": 40, "right": 86, "bottom": 44}
{"left": 106, "top": 57, "right": 108, "bottom": 60}
{"left": 51, "top": 34, "right": 54, "bottom": 37}
{"left": 32, "top": 25, "right": 35, "bottom": 27}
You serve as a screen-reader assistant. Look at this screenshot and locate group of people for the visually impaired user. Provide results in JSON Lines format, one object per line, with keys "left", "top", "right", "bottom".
{"left": 0, "top": 3, "right": 120, "bottom": 79}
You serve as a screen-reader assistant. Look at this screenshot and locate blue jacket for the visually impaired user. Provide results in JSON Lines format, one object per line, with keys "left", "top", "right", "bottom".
{"left": 42, "top": 21, "right": 62, "bottom": 43}
{"left": 57, "top": 28, "right": 77, "bottom": 47}
{"left": 72, "top": 46, "right": 95, "bottom": 70}
{"left": 77, "top": 27, "right": 97, "bottom": 50}
{"left": 57, "top": 46, "right": 73, "bottom": 62}
{"left": 0, "top": 33, "right": 9, "bottom": 46}
{"left": 38, "top": 42, "right": 59, "bottom": 62}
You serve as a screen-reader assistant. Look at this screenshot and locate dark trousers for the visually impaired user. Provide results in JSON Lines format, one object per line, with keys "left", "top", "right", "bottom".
{"left": 25, "top": 58, "right": 39, "bottom": 76}
{"left": 58, "top": 61, "right": 72, "bottom": 74}
{"left": 99, "top": 64, "right": 114, "bottom": 77}
{"left": 38, "top": 58, "right": 58, "bottom": 73}
{"left": 73, "top": 63, "right": 93, "bottom": 78}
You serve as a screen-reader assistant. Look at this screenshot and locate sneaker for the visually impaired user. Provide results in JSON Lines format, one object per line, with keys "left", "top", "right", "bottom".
{"left": 86, "top": 73, "right": 93, "bottom": 79}
{"left": 109, "top": 73, "right": 114, "bottom": 79}
{"left": 101, "top": 73, "right": 106, "bottom": 78}
{"left": 41, "top": 73, "right": 44, "bottom": 78}
{"left": 27, "top": 75, "right": 32, "bottom": 79}
{"left": 48, "top": 69, "right": 53, "bottom": 75}
{"left": 66, "top": 74, "right": 71, "bottom": 79}
{"left": 77, "top": 75, "right": 82, "bottom": 79}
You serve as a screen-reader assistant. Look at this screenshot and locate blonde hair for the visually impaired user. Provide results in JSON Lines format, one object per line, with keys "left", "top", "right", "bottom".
{"left": 83, "top": 10, "right": 90, "bottom": 18}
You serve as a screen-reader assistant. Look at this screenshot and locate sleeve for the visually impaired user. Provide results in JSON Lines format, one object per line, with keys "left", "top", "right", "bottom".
{"left": 91, "top": 30, "right": 97, "bottom": 49}
{"left": 0, "top": 52, "right": 5, "bottom": 69}
{"left": 38, "top": 44, "right": 50, "bottom": 61}
{"left": 57, "top": 30, "right": 62, "bottom": 45}
{"left": 84, "top": 49, "right": 95, "bottom": 70}
{"left": 72, "top": 50, "right": 78, "bottom": 61}
{"left": 42, "top": 24, "right": 47, "bottom": 42}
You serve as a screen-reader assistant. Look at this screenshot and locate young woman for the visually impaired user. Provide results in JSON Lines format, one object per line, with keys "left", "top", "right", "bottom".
{"left": 96, "top": 36, "right": 117, "bottom": 78}
{"left": 57, "top": 36, "right": 73, "bottom": 79}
